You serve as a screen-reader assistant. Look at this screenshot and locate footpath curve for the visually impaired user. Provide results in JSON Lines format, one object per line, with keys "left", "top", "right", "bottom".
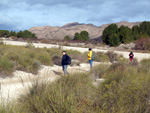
{"left": 3, "top": 40, "right": 150, "bottom": 61}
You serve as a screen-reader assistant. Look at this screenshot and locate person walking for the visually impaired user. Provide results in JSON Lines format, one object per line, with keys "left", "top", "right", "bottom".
{"left": 129, "top": 51, "right": 134, "bottom": 61}
{"left": 88, "top": 48, "right": 93, "bottom": 69}
{"left": 61, "top": 51, "right": 71, "bottom": 75}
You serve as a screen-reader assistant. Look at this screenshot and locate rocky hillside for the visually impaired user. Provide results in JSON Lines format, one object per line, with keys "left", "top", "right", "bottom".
{"left": 29, "top": 21, "right": 141, "bottom": 40}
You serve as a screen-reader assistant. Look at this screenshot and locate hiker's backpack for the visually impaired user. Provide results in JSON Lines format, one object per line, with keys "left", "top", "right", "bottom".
{"left": 68, "top": 56, "right": 71, "bottom": 65}
{"left": 91, "top": 52, "right": 95, "bottom": 60}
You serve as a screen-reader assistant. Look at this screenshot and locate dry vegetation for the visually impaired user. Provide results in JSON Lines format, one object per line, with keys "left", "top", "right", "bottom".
{"left": 134, "top": 38, "right": 150, "bottom": 51}
{"left": 1, "top": 42, "right": 150, "bottom": 112}
{"left": 0, "top": 43, "right": 115, "bottom": 76}
{"left": 1, "top": 59, "right": 150, "bottom": 113}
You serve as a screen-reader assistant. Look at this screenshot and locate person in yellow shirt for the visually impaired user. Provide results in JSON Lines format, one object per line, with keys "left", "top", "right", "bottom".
{"left": 88, "top": 48, "right": 93, "bottom": 69}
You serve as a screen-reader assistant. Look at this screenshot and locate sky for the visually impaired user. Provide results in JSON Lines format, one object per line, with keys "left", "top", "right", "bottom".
{"left": 0, "top": 0, "right": 150, "bottom": 31}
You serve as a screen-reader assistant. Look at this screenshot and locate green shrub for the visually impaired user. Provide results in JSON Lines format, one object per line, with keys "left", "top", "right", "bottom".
{"left": 2, "top": 62, "right": 150, "bottom": 113}
{"left": 102, "top": 24, "right": 118, "bottom": 45}
{"left": 73, "top": 31, "right": 90, "bottom": 41}
{"left": 37, "top": 51, "right": 52, "bottom": 66}
{"left": 0, "top": 39, "right": 4, "bottom": 45}
{"left": 109, "top": 34, "right": 120, "bottom": 46}
{"left": 90, "top": 64, "right": 109, "bottom": 79}
{"left": 68, "top": 50, "right": 87, "bottom": 63}
{"left": 64, "top": 35, "right": 71, "bottom": 40}
{"left": 0, "top": 57, "right": 14, "bottom": 75}
{"left": 139, "top": 58, "right": 150, "bottom": 73}
{"left": 97, "top": 71, "right": 150, "bottom": 113}
{"left": 52, "top": 54, "right": 62, "bottom": 66}
{"left": 94, "top": 52, "right": 109, "bottom": 62}
{"left": 0, "top": 104, "right": 15, "bottom": 113}
{"left": 18, "top": 73, "right": 96, "bottom": 113}
{"left": 31, "top": 60, "right": 41, "bottom": 74}
{"left": 0, "top": 45, "right": 92, "bottom": 75}
{"left": 107, "top": 51, "right": 118, "bottom": 62}
{"left": 95, "top": 62, "right": 150, "bottom": 113}
{"left": 25, "top": 41, "right": 34, "bottom": 48}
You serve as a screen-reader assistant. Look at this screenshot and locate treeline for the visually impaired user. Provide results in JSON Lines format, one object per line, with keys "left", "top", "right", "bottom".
{"left": 64, "top": 31, "right": 90, "bottom": 41}
{"left": 102, "top": 21, "right": 150, "bottom": 46}
{"left": 0, "top": 30, "right": 37, "bottom": 39}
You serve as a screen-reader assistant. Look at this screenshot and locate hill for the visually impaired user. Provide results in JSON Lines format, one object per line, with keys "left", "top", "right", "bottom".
{"left": 29, "top": 21, "right": 141, "bottom": 40}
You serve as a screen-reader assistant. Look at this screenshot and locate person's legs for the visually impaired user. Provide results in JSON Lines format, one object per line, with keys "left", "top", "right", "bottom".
{"left": 130, "top": 58, "right": 133, "bottom": 61}
{"left": 62, "top": 65, "right": 64, "bottom": 71}
{"left": 62, "top": 65, "right": 64, "bottom": 75}
{"left": 63, "top": 65, "right": 68, "bottom": 75}
{"left": 89, "top": 60, "right": 93, "bottom": 69}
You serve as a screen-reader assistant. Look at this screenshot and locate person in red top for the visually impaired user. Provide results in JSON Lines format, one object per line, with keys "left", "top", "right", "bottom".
{"left": 129, "top": 52, "right": 134, "bottom": 61}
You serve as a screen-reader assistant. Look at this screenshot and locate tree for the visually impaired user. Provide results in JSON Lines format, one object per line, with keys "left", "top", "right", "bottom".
{"left": 102, "top": 24, "right": 118, "bottom": 44}
{"left": 64, "top": 35, "right": 71, "bottom": 40}
{"left": 139, "top": 21, "right": 150, "bottom": 36}
{"left": 109, "top": 34, "right": 120, "bottom": 46}
{"left": 132, "top": 25, "right": 140, "bottom": 40}
{"left": 17, "top": 30, "right": 37, "bottom": 39}
{"left": 74, "top": 33, "right": 82, "bottom": 40}
{"left": 17, "top": 31, "right": 23, "bottom": 38}
{"left": 80, "top": 31, "right": 90, "bottom": 41}
{"left": 9, "top": 31, "right": 17, "bottom": 37}
{"left": 118, "top": 25, "right": 134, "bottom": 43}
{"left": 0, "top": 30, "right": 9, "bottom": 37}
{"left": 73, "top": 31, "right": 90, "bottom": 41}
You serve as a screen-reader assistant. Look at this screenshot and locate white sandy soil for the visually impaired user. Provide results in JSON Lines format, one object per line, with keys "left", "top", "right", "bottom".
{"left": 0, "top": 39, "right": 150, "bottom": 102}
{"left": 0, "top": 62, "right": 104, "bottom": 102}
{"left": 3, "top": 40, "right": 150, "bottom": 61}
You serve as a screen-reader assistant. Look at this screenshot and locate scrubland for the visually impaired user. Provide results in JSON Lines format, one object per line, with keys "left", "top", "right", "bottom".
{"left": 1, "top": 57, "right": 150, "bottom": 113}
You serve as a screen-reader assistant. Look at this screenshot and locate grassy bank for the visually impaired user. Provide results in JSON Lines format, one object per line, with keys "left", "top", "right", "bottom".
{"left": 0, "top": 44, "right": 86, "bottom": 75}
{"left": 0, "top": 43, "right": 121, "bottom": 76}
{"left": 1, "top": 59, "right": 150, "bottom": 113}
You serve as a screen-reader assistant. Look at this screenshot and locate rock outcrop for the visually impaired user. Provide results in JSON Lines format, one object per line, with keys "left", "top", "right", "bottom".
{"left": 29, "top": 21, "right": 141, "bottom": 40}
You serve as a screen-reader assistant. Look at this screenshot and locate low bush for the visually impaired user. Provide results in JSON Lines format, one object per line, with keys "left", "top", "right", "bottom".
{"left": 68, "top": 50, "right": 87, "bottom": 63}
{"left": 1, "top": 61, "right": 150, "bottom": 113}
{"left": 52, "top": 54, "right": 62, "bottom": 66}
{"left": 106, "top": 51, "right": 118, "bottom": 62}
{"left": 0, "top": 103, "right": 16, "bottom": 113}
{"left": 64, "top": 35, "right": 72, "bottom": 40}
{"left": 134, "top": 38, "right": 150, "bottom": 51}
{"left": 90, "top": 64, "right": 109, "bottom": 79}
{"left": 94, "top": 52, "right": 109, "bottom": 62}
{"left": 97, "top": 70, "right": 150, "bottom": 113}
{"left": 25, "top": 41, "right": 34, "bottom": 48}
{"left": 0, "top": 45, "right": 91, "bottom": 74}
{"left": 0, "top": 57, "right": 14, "bottom": 75}
{"left": 70, "top": 60, "right": 80, "bottom": 66}
{"left": 87, "top": 61, "right": 148, "bottom": 113}
{"left": 37, "top": 51, "right": 52, "bottom": 66}
{"left": 31, "top": 60, "right": 41, "bottom": 74}
{"left": 18, "top": 73, "right": 96, "bottom": 113}
{"left": 139, "top": 58, "right": 150, "bottom": 73}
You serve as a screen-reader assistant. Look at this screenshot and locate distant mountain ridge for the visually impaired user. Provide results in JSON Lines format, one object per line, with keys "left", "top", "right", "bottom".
{"left": 29, "top": 21, "right": 141, "bottom": 40}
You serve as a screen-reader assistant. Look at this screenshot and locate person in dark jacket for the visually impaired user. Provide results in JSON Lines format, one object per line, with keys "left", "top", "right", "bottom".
{"left": 61, "top": 51, "right": 69, "bottom": 75}
{"left": 129, "top": 51, "right": 134, "bottom": 61}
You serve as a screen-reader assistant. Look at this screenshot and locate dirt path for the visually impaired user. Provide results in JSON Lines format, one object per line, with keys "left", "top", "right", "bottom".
{"left": 3, "top": 40, "right": 150, "bottom": 61}
{"left": 1, "top": 39, "right": 150, "bottom": 102}
{"left": 0, "top": 62, "right": 104, "bottom": 102}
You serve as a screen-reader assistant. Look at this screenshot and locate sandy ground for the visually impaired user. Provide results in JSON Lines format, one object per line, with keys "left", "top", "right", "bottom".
{"left": 0, "top": 39, "right": 150, "bottom": 102}
{"left": 3, "top": 40, "right": 150, "bottom": 61}
{"left": 0, "top": 62, "right": 104, "bottom": 102}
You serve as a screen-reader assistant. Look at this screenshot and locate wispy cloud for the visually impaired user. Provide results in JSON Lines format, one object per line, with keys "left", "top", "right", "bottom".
{"left": 0, "top": 0, "right": 149, "bottom": 31}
